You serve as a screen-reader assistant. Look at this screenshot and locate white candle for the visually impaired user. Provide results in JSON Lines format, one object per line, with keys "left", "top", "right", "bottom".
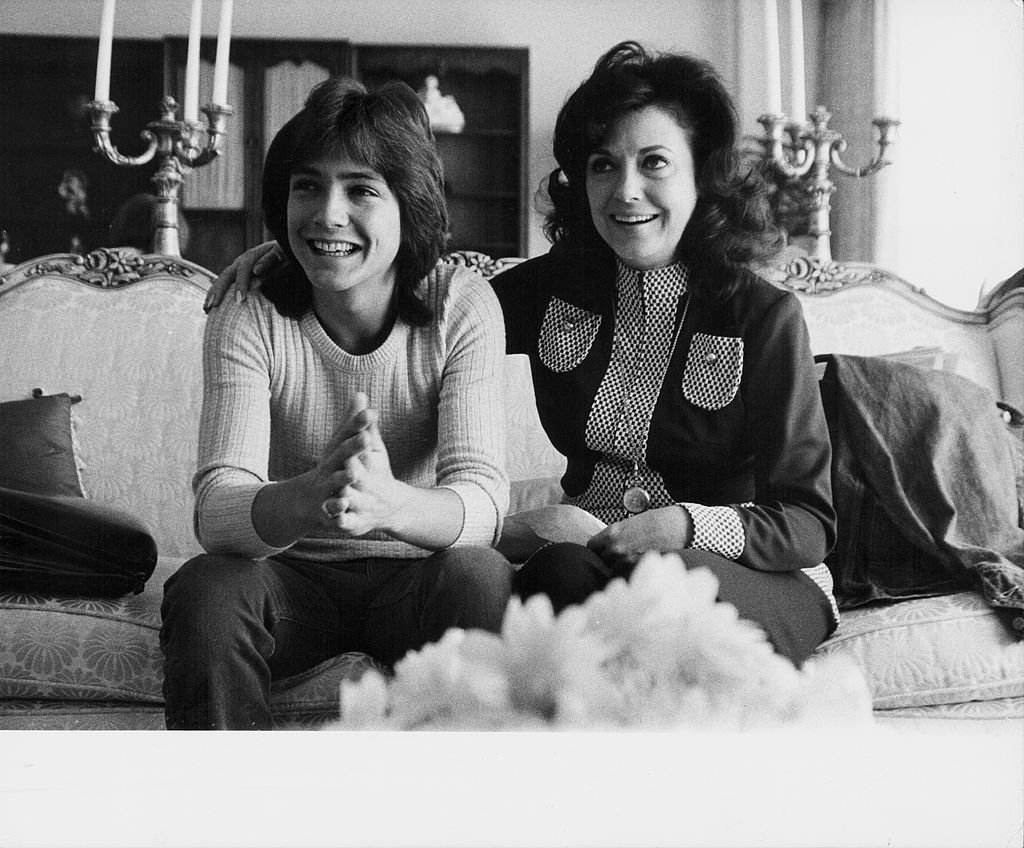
{"left": 211, "top": 0, "right": 233, "bottom": 106}
{"left": 764, "top": 0, "right": 783, "bottom": 115}
{"left": 183, "top": 0, "right": 203, "bottom": 122}
{"left": 788, "top": 0, "right": 807, "bottom": 120}
{"left": 94, "top": 0, "right": 116, "bottom": 102}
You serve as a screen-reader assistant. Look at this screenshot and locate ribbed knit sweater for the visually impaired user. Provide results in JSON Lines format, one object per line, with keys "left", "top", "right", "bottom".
{"left": 194, "top": 262, "right": 509, "bottom": 562}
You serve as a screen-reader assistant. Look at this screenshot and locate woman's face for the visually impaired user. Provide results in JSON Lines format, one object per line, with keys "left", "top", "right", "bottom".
{"left": 585, "top": 105, "right": 698, "bottom": 270}
{"left": 286, "top": 152, "right": 402, "bottom": 297}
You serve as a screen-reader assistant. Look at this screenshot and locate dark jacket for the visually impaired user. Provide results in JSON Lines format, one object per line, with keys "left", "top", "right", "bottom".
{"left": 491, "top": 245, "right": 836, "bottom": 573}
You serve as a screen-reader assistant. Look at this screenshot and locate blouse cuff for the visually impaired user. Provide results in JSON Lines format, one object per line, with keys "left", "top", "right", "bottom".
{"left": 679, "top": 502, "right": 745, "bottom": 559}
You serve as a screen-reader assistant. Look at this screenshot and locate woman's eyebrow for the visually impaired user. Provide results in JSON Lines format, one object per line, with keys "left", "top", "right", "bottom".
{"left": 588, "top": 144, "right": 671, "bottom": 157}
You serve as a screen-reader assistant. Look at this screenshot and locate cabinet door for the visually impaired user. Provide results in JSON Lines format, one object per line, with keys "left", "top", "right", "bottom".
{"left": 355, "top": 45, "right": 529, "bottom": 257}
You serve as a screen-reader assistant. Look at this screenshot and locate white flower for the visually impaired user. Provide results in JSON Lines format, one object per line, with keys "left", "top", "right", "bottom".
{"left": 387, "top": 628, "right": 511, "bottom": 729}
{"left": 500, "top": 593, "right": 622, "bottom": 725}
{"left": 326, "top": 551, "right": 873, "bottom": 731}
{"left": 337, "top": 669, "right": 389, "bottom": 729}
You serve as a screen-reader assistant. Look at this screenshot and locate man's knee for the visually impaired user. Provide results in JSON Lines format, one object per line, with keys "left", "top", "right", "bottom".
{"left": 428, "top": 547, "right": 513, "bottom": 597}
{"left": 161, "top": 554, "right": 272, "bottom": 639}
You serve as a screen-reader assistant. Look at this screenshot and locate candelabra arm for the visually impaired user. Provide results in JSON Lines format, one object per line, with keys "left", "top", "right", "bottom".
{"left": 830, "top": 117, "right": 901, "bottom": 178}
{"left": 85, "top": 95, "right": 233, "bottom": 258}
{"left": 758, "top": 114, "right": 815, "bottom": 179}
{"left": 88, "top": 101, "right": 159, "bottom": 167}
{"left": 175, "top": 104, "right": 235, "bottom": 168}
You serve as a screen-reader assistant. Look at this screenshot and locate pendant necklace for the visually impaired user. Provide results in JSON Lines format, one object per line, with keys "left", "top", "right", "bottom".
{"left": 622, "top": 460, "right": 652, "bottom": 514}
{"left": 619, "top": 287, "right": 691, "bottom": 515}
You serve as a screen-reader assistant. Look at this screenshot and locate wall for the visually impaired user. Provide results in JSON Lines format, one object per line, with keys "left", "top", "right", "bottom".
{"left": 2, "top": 0, "right": 745, "bottom": 258}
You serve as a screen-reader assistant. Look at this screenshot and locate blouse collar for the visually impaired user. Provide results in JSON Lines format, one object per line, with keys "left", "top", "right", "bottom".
{"left": 615, "top": 259, "right": 689, "bottom": 299}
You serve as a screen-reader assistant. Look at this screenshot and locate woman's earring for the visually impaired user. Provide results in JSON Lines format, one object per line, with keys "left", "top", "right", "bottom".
{"left": 557, "top": 169, "right": 569, "bottom": 187}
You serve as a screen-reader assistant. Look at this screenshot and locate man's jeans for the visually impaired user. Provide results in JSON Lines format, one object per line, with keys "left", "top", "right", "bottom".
{"left": 160, "top": 548, "right": 512, "bottom": 729}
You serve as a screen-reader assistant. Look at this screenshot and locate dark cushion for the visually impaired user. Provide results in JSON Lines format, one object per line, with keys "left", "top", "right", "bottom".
{"left": 817, "top": 354, "right": 1024, "bottom": 631}
{"left": 0, "top": 393, "right": 85, "bottom": 497}
{"left": 0, "top": 486, "right": 157, "bottom": 596}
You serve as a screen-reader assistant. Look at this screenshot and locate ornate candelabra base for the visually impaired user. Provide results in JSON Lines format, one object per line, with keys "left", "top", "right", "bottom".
{"left": 758, "top": 105, "right": 899, "bottom": 268}
{"left": 86, "top": 96, "right": 233, "bottom": 256}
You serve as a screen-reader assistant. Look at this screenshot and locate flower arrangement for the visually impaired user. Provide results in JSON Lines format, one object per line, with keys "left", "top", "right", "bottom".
{"left": 333, "top": 553, "right": 873, "bottom": 730}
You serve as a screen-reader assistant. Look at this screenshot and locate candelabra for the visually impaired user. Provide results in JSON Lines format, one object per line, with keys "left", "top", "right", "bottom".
{"left": 758, "top": 106, "right": 899, "bottom": 267}
{"left": 86, "top": 95, "right": 233, "bottom": 256}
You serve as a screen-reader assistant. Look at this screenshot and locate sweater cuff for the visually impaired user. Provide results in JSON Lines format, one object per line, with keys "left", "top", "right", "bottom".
{"left": 196, "top": 482, "right": 288, "bottom": 559}
{"left": 443, "top": 482, "right": 500, "bottom": 547}
{"left": 679, "top": 502, "right": 745, "bottom": 559}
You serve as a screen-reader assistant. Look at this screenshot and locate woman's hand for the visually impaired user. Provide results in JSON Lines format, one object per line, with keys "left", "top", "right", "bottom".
{"left": 495, "top": 514, "right": 550, "bottom": 563}
{"left": 203, "top": 241, "right": 288, "bottom": 312}
{"left": 586, "top": 505, "right": 693, "bottom": 576}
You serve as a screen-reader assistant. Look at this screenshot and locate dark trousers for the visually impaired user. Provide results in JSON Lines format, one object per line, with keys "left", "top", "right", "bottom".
{"left": 514, "top": 543, "right": 833, "bottom": 666}
{"left": 160, "top": 547, "right": 513, "bottom": 730}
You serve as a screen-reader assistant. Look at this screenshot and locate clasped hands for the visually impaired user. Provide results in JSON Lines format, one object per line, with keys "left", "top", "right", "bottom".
{"left": 312, "top": 391, "right": 399, "bottom": 538}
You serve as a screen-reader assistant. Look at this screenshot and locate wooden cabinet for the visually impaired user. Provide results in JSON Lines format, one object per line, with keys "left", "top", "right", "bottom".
{"left": 354, "top": 45, "right": 529, "bottom": 258}
{"left": 0, "top": 37, "right": 528, "bottom": 273}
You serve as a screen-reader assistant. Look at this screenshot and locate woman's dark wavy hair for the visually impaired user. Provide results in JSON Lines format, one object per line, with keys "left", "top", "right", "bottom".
{"left": 260, "top": 76, "right": 448, "bottom": 324}
{"left": 545, "top": 41, "right": 782, "bottom": 294}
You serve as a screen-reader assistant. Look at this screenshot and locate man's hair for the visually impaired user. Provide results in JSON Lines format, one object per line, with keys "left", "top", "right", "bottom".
{"left": 260, "top": 76, "right": 448, "bottom": 323}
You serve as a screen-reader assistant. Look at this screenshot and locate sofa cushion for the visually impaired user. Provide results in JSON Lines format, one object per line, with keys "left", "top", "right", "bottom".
{"left": 0, "top": 556, "right": 378, "bottom": 721}
{"left": 814, "top": 591, "right": 1024, "bottom": 709}
{"left": 0, "top": 392, "right": 85, "bottom": 497}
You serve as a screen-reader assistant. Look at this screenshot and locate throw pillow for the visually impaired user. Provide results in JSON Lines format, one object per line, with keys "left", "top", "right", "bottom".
{"left": 0, "top": 485, "right": 157, "bottom": 596}
{"left": 0, "top": 392, "right": 86, "bottom": 497}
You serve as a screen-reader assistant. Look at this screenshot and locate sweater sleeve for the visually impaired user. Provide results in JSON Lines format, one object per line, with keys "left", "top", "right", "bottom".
{"left": 734, "top": 292, "right": 836, "bottom": 571}
{"left": 435, "top": 268, "right": 510, "bottom": 546}
{"left": 192, "top": 295, "right": 286, "bottom": 559}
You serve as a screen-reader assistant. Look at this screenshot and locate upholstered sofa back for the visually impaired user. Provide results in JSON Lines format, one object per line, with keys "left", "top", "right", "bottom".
{"left": 754, "top": 252, "right": 1024, "bottom": 410}
{"left": 0, "top": 251, "right": 213, "bottom": 558}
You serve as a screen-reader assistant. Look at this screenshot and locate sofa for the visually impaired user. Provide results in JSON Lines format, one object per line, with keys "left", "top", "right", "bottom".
{"left": 0, "top": 245, "right": 1021, "bottom": 731}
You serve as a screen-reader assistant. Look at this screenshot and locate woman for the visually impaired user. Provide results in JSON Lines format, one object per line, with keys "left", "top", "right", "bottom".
{"left": 207, "top": 43, "right": 838, "bottom": 666}
{"left": 160, "top": 76, "right": 512, "bottom": 730}
{"left": 494, "top": 43, "right": 837, "bottom": 664}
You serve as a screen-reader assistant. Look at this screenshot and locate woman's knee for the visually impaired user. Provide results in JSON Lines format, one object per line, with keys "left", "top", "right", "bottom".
{"left": 513, "top": 542, "right": 609, "bottom": 611}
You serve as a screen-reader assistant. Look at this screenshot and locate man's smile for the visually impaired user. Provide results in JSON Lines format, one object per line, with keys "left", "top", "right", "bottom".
{"left": 308, "top": 239, "right": 359, "bottom": 257}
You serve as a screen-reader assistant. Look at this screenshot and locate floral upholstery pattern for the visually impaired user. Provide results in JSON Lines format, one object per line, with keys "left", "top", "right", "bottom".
{"left": 816, "top": 591, "right": 1024, "bottom": 709}
{"left": 0, "top": 557, "right": 379, "bottom": 725}
{"left": 800, "top": 285, "right": 1000, "bottom": 396}
{"left": 0, "top": 272, "right": 208, "bottom": 558}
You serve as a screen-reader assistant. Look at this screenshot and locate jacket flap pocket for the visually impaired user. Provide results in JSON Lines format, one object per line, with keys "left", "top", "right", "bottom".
{"left": 682, "top": 333, "right": 744, "bottom": 410}
{"left": 538, "top": 298, "right": 601, "bottom": 373}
